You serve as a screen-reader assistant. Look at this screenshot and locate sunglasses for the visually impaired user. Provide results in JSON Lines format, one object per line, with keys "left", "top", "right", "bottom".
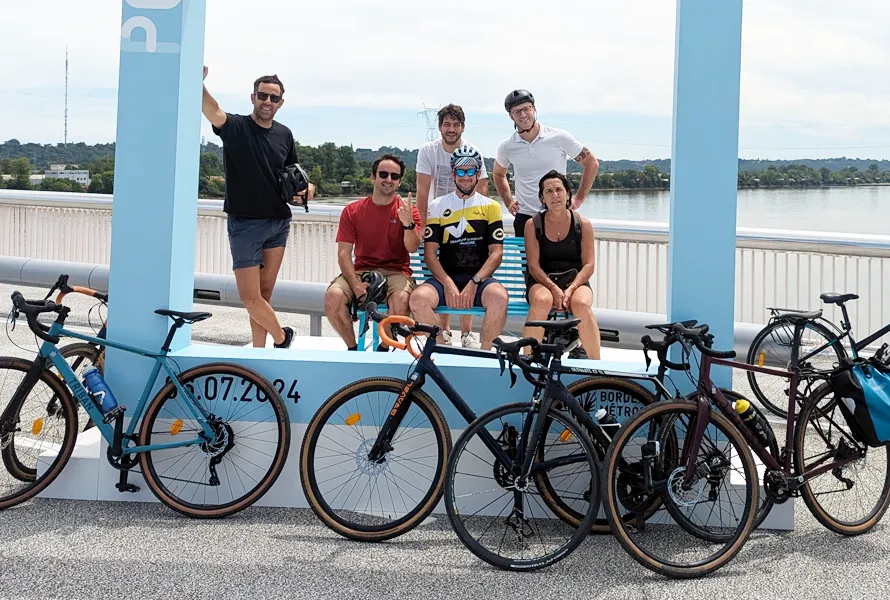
{"left": 255, "top": 91, "right": 282, "bottom": 103}
{"left": 454, "top": 168, "right": 478, "bottom": 177}
{"left": 377, "top": 170, "right": 402, "bottom": 180}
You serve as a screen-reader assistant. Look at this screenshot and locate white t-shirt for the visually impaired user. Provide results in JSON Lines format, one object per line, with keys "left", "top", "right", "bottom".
{"left": 495, "top": 125, "right": 584, "bottom": 216}
{"left": 416, "top": 138, "right": 489, "bottom": 201}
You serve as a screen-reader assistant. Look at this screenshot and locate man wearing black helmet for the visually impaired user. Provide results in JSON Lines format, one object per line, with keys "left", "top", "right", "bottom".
{"left": 493, "top": 89, "right": 599, "bottom": 236}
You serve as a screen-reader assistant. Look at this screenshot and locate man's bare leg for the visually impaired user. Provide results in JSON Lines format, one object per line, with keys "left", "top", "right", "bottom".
{"left": 480, "top": 284, "right": 509, "bottom": 350}
{"left": 247, "top": 246, "right": 286, "bottom": 347}
{"left": 234, "top": 265, "right": 285, "bottom": 348}
{"left": 325, "top": 287, "right": 357, "bottom": 348}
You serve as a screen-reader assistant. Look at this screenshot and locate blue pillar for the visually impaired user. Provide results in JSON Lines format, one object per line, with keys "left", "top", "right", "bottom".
{"left": 106, "top": 0, "right": 206, "bottom": 395}
{"left": 667, "top": 0, "right": 743, "bottom": 389}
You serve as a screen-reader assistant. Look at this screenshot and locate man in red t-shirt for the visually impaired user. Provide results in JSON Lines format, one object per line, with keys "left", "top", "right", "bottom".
{"left": 325, "top": 154, "right": 422, "bottom": 350}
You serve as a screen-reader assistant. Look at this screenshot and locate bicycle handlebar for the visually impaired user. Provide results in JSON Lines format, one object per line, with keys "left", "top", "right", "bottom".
{"left": 45, "top": 273, "right": 108, "bottom": 304}
{"left": 641, "top": 320, "right": 736, "bottom": 370}
{"left": 10, "top": 292, "right": 65, "bottom": 343}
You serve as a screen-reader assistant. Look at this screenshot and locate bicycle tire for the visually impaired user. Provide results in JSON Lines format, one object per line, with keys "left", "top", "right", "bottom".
{"left": 300, "top": 377, "right": 450, "bottom": 542}
{"left": 0, "top": 357, "right": 79, "bottom": 510}
{"left": 602, "top": 399, "right": 759, "bottom": 579}
{"left": 795, "top": 383, "right": 890, "bottom": 535}
{"left": 139, "top": 362, "right": 291, "bottom": 519}
{"left": 746, "top": 318, "right": 846, "bottom": 418}
{"left": 445, "top": 402, "right": 600, "bottom": 571}
{"left": 536, "top": 376, "right": 660, "bottom": 533}
{"left": 664, "top": 389, "right": 778, "bottom": 542}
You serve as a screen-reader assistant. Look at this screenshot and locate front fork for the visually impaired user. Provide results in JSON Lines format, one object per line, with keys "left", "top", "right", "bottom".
{"left": 367, "top": 373, "right": 425, "bottom": 462}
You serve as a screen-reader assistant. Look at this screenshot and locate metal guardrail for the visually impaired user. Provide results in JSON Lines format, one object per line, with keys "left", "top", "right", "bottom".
{"left": 1, "top": 189, "right": 887, "bottom": 349}
{"left": 0, "top": 255, "right": 766, "bottom": 354}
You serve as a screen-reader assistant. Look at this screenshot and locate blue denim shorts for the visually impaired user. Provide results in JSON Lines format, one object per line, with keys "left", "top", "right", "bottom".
{"left": 226, "top": 215, "right": 291, "bottom": 270}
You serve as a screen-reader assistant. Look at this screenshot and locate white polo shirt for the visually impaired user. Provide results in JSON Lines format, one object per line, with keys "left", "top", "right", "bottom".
{"left": 416, "top": 138, "right": 488, "bottom": 201}
{"left": 495, "top": 125, "right": 584, "bottom": 216}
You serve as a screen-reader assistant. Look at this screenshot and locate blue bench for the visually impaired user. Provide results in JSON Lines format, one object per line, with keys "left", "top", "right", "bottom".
{"left": 357, "top": 237, "right": 531, "bottom": 349}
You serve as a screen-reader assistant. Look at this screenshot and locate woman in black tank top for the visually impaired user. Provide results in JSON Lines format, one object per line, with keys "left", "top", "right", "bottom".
{"left": 520, "top": 170, "right": 602, "bottom": 360}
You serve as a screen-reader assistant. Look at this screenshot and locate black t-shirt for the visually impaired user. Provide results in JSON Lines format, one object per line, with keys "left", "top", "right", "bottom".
{"left": 212, "top": 113, "right": 297, "bottom": 219}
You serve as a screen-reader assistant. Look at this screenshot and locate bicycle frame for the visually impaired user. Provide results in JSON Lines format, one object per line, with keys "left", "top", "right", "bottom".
{"left": 776, "top": 303, "right": 890, "bottom": 366}
{"left": 686, "top": 349, "right": 861, "bottom": 487}
{"left": 10, "top": 321, "right": 215, "bottom": 457}
{"left": 365, "top": 333, "right": 646, "bottom": 483}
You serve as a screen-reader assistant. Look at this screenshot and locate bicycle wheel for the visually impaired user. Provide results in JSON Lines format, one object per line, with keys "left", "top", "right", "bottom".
{"left": 795, "top": 383, "right": 890, "bottom": 535}
{"left": 2, "top": 344, "right": 100, "bottom": 482}
{"left": 747, "top": 318, "right": 845, "bottom": 418}
{"left": 536, "top": 377, "right": 660, "bottom": 532}
{"left": 445, "top": 402, "right": 600, "bottom": 571}
{"left": 139, "top": 362, "right": 290, "bottom": 518}
{"left": 0, "top": 357, "right": 79, "bottom": 509}
{"left": 602, "top": 400, "right": 758, "bottom": 579}
{"left": 300, "top": 377, "right": 450, "bottom": 541}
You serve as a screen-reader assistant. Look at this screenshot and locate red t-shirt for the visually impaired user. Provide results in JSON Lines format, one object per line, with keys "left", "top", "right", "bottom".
{"left": 336, "top": 195, "right": 422, "bottom": 276}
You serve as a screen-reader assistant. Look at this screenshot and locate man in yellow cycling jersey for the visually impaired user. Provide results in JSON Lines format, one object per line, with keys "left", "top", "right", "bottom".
{"left": 409, "top": 145, "right": 509, "bottom": 350}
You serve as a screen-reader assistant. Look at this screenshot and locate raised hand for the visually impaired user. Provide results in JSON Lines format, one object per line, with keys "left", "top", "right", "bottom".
{"left": 398, "top": 193, "right": 414, "bottom": 226}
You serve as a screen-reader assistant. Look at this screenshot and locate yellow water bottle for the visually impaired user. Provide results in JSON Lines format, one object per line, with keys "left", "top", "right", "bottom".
{"left": 733, "top": 398, "right": 773, "bottom": 447}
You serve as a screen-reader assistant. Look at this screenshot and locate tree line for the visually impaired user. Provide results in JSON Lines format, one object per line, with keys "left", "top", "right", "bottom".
{"left": 3, "top": 138, "right": 890, "bottom": 198}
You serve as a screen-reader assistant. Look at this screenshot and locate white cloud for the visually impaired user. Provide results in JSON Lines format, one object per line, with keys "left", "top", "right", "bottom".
{"left": 2, "top": 0, "right": 889, "bottom": 158}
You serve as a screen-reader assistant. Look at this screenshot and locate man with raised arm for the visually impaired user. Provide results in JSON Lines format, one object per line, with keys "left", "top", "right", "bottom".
{"left": 325, "top": 154, "right": 422, "bottom": 351}
{"left": 201, "top": 66, "right": 314, "bottom": 348}
{"left": 493, "top": 89, "right": 599, "bottom": 236}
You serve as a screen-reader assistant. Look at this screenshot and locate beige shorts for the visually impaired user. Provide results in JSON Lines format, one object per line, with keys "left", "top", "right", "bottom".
{"left": 328, "top": 269, "right": 417, "bottom": 304}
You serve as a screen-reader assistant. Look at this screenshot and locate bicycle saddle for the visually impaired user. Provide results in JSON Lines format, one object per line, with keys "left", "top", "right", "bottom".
{"left": 820, "top": 292, "right": 859, "bottom": 305}
{"left": 780, "top": 309, "right": 822, "bottom": 322}
{"left": 524, "top": 318, "right": 581, "bottom": 331}
{"left": 155, "top": 309, "right": 212, "bottom": 324}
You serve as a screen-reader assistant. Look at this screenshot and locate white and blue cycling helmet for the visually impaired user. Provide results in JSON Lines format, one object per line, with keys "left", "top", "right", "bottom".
{"left": 450, "top": 144, "right": 483, "bottom": 171}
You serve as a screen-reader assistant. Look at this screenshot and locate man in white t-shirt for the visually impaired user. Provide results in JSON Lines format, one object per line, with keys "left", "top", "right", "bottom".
{"left": 493, "top": 89, "right": 599, "bottom": 236}
{"left": 416, "top": 104, "right": 489, "bottom": 348}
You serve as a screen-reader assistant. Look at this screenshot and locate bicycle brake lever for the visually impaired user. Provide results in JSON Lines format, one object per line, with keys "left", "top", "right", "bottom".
{"left": 507, "top": 355, "right": 518, "bottom": 388}
{"left": 643, "top": 347, "right": 651, "bottom": 371}
{"left": 498, "top": 351, "right": 506, "bottom": 375}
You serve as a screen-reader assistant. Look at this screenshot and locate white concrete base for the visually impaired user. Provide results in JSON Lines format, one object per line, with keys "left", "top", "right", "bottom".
{"left": 31, "top": 338, "right": 792, "bottom": 531}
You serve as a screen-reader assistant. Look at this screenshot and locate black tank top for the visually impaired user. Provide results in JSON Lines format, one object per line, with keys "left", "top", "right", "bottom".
{"left": 539, "top": 211, "right": 582, "bottom": 274}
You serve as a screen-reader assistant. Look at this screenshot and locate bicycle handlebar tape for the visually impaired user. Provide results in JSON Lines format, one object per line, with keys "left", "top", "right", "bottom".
{"left": 697, "top": 341, "right": 736, "bottom": 360}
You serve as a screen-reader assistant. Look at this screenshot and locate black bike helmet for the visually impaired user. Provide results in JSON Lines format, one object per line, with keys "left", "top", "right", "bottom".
{"left": 355, "top": 271, "right": 388, "bottom": 310}
{"left": 504, "top": 89, "right": 535, "bottom": 112}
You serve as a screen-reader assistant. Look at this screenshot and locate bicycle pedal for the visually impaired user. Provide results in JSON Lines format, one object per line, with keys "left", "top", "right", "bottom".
{"left": 115, "top": 482, "right": 140, "bottom": 494}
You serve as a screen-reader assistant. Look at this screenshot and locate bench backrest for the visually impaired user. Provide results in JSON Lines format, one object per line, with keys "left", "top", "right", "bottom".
{"left": 409, "top": 237, "right": 529, "bottom": 304}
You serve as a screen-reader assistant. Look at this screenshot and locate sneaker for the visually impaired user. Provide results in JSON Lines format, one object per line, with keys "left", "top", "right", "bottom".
{"left": 274, "top": 326, "right": 294, "bottom": 349}
{"left": 461, "top": 332, "right": 481, "bottom": 349}
{"left": 440, "top": 330, "right": 453, "bottom": 345}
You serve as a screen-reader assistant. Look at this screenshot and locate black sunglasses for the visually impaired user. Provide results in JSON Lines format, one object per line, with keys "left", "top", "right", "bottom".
{"left": 255, "top": 91, "right": 282, "bottom": 103}
{"left": 376, "top": 171, "right": 402, "bottom": 180}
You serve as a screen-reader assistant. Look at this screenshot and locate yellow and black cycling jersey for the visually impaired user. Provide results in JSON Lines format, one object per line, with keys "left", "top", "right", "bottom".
{"left": 424, "top": 191, "right": 505, "bottom": 275}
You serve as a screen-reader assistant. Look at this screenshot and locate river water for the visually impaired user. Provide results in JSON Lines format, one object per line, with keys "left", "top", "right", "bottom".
{"left": 321, "top": 186, "right": 890, "bottom": 236}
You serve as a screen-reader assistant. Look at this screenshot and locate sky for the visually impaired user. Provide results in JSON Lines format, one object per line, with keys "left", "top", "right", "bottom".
{"left": 2, "top": 1, "right": 890, "bottom": 161}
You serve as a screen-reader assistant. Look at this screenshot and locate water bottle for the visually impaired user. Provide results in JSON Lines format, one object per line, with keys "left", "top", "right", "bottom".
{"left": 82, "top": 366, "right": 119, "bottom": 413}
{"left": 595, "top": 408, "right": 621, "bottom": 440}
{"left": 733, "top": 398, "right": 773, "bottom": 448}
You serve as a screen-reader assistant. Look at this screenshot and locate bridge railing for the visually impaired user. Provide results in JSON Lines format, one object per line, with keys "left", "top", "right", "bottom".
{"left": 2, "top": 189, "right": 887, "bottom": 346}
